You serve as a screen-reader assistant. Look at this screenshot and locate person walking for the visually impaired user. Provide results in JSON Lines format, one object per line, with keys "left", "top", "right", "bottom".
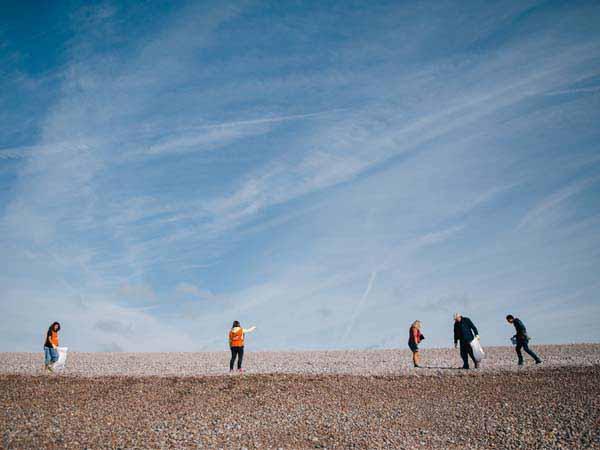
{"left": 44, "top": 322, "right": 61, "bottom": 372}
{"left": 453, "top": 313, "right": 480, "bottom": 369}
{"left": 506, "top": 315, "right": 542, "bottom": 365}
{"left": 408, "top": 320, "right": 425, "bottom": 368}
{"left": 229, "top": 321, "right": 256, "bottom": 373}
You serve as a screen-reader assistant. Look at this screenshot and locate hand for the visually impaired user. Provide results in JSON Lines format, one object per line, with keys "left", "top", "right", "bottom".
{"left": 454, "top": 342, "right": 458, "bottom": 349}
{"left": 475, "top": 335, "right": 480, "bottom": 340}
{"left": 420, "top": 335, "right": 425, "bottom": 340}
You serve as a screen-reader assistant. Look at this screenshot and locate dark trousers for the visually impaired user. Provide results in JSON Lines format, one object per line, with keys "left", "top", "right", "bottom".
{"left": 516, "top": 340, "right": 541, "bottom": 364}
{"left": 230, "top": 346, "right": 244, "bottom": 370}
{"left": 459, "top": 340, "right": 477, "bottom": 368}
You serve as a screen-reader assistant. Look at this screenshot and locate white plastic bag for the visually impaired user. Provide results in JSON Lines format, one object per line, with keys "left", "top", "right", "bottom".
{"left": 53, "top": 347, "right": 68, "bottom": 371}
{"left": 470, "top": 338, "right": 485, "bottom": 362}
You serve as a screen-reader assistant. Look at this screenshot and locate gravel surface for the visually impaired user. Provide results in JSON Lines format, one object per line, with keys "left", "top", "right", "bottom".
{"left": 2, "top": 365, "right": 599, "bottom": 449}
{"left": 1, "top": 344, "right": 598, "bottom": 377}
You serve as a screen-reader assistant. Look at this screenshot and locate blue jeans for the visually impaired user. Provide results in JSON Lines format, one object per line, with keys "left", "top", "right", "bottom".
{"left": 44, "top": 347, "right": 58, "bottom": 365}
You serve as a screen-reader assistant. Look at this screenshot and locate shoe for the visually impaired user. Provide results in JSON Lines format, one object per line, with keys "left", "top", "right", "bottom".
{"left": 461, "top": 366, "right": 469, "bottom": 370}
{"left": 536, "top": 360, "right": 542, "bottom": 365}
{"left": 474, "top": 362, "right": 480, "bottom": 369}
{"left": 238, "top": 368, "right": 244, "bottom": 373}
{"left": 518, "top": 362, "right": 524, "bottom": 366}
{"left": 414, "top": 364, "right": 420, "bottom": 368}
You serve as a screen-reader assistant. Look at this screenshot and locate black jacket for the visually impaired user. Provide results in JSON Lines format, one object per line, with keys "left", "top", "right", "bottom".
{"left": 454, "top": 317, "right": 478, "bottom": 344}
{"left": 512, "top": 318, "right": 528, "bottom": 341}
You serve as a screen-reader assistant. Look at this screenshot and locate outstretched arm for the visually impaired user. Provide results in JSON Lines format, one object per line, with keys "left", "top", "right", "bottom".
{"left": 244, "top": 326, "right": 256, "bottom": 333}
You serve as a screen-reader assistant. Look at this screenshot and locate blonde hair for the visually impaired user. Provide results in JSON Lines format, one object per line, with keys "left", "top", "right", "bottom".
{"left": 411, "top": 320, "right": 421, "bottom": 330}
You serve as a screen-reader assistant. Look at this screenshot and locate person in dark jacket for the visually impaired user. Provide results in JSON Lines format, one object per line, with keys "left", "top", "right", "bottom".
{"left": 506, "top": 315, "right": 542, "bottom": 365}
{"left": 453, "top": 313, "right": 479, "bottom": 369}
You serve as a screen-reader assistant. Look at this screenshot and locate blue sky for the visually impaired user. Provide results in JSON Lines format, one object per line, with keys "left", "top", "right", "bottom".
{"left": 1, "top": 0, "right": 599, "bottom": 351}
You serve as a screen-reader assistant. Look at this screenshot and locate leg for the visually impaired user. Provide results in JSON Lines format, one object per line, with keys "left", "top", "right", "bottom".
{"left": 44, "top": 347, "right": 51, "bottom": 366}
{"left": 515, "top": 342, "right": 524, "bottom": 365}
{"left": 230, "top": 347, "right": 237, "bottom": 371}
{"left": 409, "top": 342, "right": 419, "bottom": 367}
{"left": 521, "top": 341, "right": 541, "bottom": 363}
{"left": 459, "top": 341, "right": 469, "bottom": 368}
{"left": 466, "top": 344, "right": 478, "bottom": 367}
{"left": 50, "top": 347, "right": 59, "bottom": 364}
{"left": 237, "top": 347, "right": 244, "bottom": 370}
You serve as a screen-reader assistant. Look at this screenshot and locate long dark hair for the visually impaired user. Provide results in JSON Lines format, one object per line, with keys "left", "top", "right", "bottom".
{"left": 48, "top": 322, "right": 61, "bottom": 332}
{"left": 232, "top": 320, "right": 240, "bottom": 328}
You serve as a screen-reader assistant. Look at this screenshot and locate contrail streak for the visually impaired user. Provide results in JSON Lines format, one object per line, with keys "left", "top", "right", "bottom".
{"left": 342, "top": 270, "right": 377, "bottom": 342}
{"left": 187, "top": 108, "right": 348, "bottom": 131}
{"left": 0, "top": 109, "right": 348, "bottom": 160}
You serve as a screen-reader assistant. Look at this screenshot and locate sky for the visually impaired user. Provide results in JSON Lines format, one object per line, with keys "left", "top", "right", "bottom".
{"left": 1, "top": 0, "right": 599, "bottom": 352}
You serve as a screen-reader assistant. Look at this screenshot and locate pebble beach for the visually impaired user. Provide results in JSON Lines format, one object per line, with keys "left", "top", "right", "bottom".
{"left": 1, "top": 344, "right": 599, "bottom": 449}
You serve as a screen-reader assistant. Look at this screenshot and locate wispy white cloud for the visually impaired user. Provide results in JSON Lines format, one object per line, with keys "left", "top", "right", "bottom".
{"left": 518, "top": 175, "right": 600, "bottom": 229}
{"left": 1, "top": 0, "right": 600, "bottom": 350}
{"left": 202, "top": 41, "right": 600, "bottom": 235}
{"left": 175, "top": 282, "right": 216, "bottom": 301}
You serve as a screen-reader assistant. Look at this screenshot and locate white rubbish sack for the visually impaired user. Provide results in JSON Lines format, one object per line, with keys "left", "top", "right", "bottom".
{"left": 53, "top": 347, "right": 68, "bottom": 370}
{"left": 470, "top": 338, "right": 485, "bottom": 362}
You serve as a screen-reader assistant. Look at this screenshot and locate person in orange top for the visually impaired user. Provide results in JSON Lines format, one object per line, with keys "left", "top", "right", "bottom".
{"left": 229, "top": 320, "right": 256, "bottom": 373}
{"left": 408, "top": 320, "right": 425, "bottom": 368}
{"left": 44, "top": 322, "right": 61, "bottom": 372}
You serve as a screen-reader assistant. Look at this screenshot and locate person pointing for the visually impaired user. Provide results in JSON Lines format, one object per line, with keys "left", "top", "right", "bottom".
{"left": 229, "top": 320, "right": 256, "bottom": 373}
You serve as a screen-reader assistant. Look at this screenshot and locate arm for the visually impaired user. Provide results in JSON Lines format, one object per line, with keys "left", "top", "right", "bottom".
{"left": 469, "top": 319, "right": 479, "bottom": 337}
{"left": 514, "top": 319, "right": 526, "bottom": 337}
{"left": 244, "top": 326, "right": 256, "bottom": 333}
{"left": 453, "top": 322, "right": 459, "bottom": 346}
{"left": 412, "top": 327, "right": 419, "bottom": 342}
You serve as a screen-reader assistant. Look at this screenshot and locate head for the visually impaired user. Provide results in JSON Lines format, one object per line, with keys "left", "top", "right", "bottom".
{"left": 411, "top": 320, "right": 421, "bottom": 330}
{"left": 506, "top": 314, "right": 514, "bottom": 324}
{"left": 454, "top": 313, "right": 462, "bottom": 322}
{"left": 50, "top": 322, "right": 61, "bottom": 332}
{"left": 232, "top": 320, "right": 240, "bottom": 329}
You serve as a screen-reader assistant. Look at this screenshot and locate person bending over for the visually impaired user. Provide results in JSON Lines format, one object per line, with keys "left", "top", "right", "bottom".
{"left": 453, "top": 313, "right": 480, "bottom": 369}
{"left": 506, "top": 315, "right": 542, "bottom": 365}
{"left": 229, "top": 321, "right": 256, "bottom": 373}
{"left": 408, "top": 320, "right": 425, "bottom": 368}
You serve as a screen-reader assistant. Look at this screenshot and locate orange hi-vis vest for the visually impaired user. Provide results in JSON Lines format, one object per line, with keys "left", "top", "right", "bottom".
{"left": 50, "top": 331, "right": 59, "bottom": 347}
{"left": 229, "top": 327, "right": 244, "bottom": 347}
